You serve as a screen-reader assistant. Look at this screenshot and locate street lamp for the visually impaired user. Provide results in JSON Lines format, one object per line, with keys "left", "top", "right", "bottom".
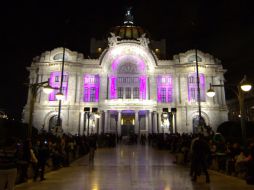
{"left": 206, "top": 75, "right": 252, "bottom": 145}
{"left": 192, "top": 49, "right": 202, "bottom": 133}
{"left": 54, "top": 47, "right": 66, "bottom": 135}
{"left": 28, "top": 79, "right": 54, "bottom": 138}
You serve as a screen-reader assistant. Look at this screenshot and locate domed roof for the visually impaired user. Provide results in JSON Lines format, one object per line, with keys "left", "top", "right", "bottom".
{"left": 108, "top": 7, "right": 150, "bottom": 40}
{"left": 109, "top": 25, "right": 147, "bottom": 40}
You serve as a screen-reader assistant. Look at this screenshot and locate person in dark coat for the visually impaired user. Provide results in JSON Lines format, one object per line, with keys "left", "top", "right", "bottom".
{"left": 191, "top": 134, "right": 210, "bottom": 183}
{"left": 0, "top": 138, "right": 18, "bottom": 190}
{"left": 88, "top": 136, "right": 97, "bottom": 163}
{"left": 34, "top": 140, "right": 49, "bottom": 181}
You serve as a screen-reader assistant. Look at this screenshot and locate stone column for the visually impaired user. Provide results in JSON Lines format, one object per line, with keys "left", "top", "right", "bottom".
{"left": 146, "top": 76, "right": 149, "bottom": 100}
{"left": 67, "top": 73, "right": 76, "bottom": 104}
{"left": 75, "top": 73, "right": 82, "bottom": 103}
{"left": 117, "top": 111, "right": 121, "bottom": 136}
{"left": 220, "top": 77, "right": 226, "bottom": 106}
{"left": 104, "top": 110, "right": 108, "bottom": 133}
{"left": 99, "top": 112, "right": 103, "bottom": 134}
{"left": 145, "top": 111, "right": 149, "bottom": 136}
{"left": 150, "top": 74, "right": 157, "bottom": 101}
{"left": 148, "top": 111, "right": 152, "bottom": 134}
{"left": 181, "top": 74, "right": 188, "bottom": 104}
{"left": 78, "top": 111, "right": 82, "bottom": 135}
{"left": 108, "top": 75, "right": 111, "bottom": 99}
{"left": 100, "top": 74, "right": 107, "bottom": 101}
{"left": 83, "top": 112, "right": 87, "bottom": 136}
{"left": 154, "top": 112, "right": 158, "bottom": 133}
{"left": 135, "top": 110, "right": 139, "bottom": 134}
{"left": 175, "top": 74, "right": 181, "bottom": 104}
{"left": 158, "top": 111, "right": 162, "bottom": 133}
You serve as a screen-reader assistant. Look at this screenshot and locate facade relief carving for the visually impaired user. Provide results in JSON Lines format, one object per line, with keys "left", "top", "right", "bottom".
{"left": 137, "top": 33, "right": 150, "bottom": 47}
{"left": 108, "top": 32, "right": 120, "bottom": 47}
{"left": 117, "top": 62, "right": 139, "bottom": 74}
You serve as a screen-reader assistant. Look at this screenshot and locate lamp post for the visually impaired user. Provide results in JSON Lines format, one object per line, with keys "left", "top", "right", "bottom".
{"left": 54, "top": 47, "right": 66, "bottom": 135}
{"left": 191, "top": 49, "right": 203, "bottom": 133}
{"left": 207, "top": 75, "right": 252, "bottom": 145}
{"left": 27, "top": 79, "right": 54, "bottom": 138}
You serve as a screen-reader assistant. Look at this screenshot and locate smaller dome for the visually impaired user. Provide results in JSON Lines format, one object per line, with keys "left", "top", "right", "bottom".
{"left": 108, "top": 7, "right": 150, "bottom": 40}
{"left": 109, "top": 25, "right": 148, "bottom": 40}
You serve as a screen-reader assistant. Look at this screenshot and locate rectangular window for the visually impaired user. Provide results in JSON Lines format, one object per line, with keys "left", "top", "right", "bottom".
{"left": 125, "top": 87, "right": 131, "bottom": 99}
{"left": 84, "top": 88, "right": 89, "bottom": 102}
{"left": 167, "top": 88, "right": 172, "bottom": 102}
{"left": 49, "top": 72, "right": 68, "bottom": 101}
{"left": 161, "top": 88, "right": 166, "bottom": 103}
{"left": 190, "top": 88, "right": 196, "bottom": 101}
{"left": 157, "top": 75, "right": 173, "bottom": 103}
{"left": 188, "top": 76, "right": 195, "bottom": 84}
{"left": 188, "top": 73, "right": 206, "bottom": 102}
{"left": 63, "top": 75, "right": 68, "bottom": 82}
{"left": 117, "top": 87, "right": 123, "bottom": 98}
{"left": 133, "top": 87, "right": 139, "bottom": 99}
{"left": 90, "top": 87, "right": 96, "bottom": 102}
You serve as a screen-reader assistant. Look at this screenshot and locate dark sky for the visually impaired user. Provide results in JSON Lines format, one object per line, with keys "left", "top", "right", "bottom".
{"left": 1, "top": 0, "right": 254, "bottom": 120}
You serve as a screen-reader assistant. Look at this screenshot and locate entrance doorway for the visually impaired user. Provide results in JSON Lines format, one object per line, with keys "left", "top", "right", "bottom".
{"left": 49, "top": 115, "right": 58, "bottom": 132}
{"left": 121, "top": 113, "right": 135, "bottom": 136}
{"left": 192, "top": 116, "right": 206, "bottom": 134}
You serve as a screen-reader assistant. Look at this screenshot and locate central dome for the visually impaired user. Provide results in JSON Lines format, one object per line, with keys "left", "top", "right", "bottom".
{"left": 109, "top": 25, "right": 147, "bottom": 40}
{"left": 108, "top": 7, "right": 149, "bottom": 40}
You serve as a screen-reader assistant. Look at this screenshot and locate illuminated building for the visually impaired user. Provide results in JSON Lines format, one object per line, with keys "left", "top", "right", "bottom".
{"left": 23, "top": 9, "right": 228, "bottom": 135}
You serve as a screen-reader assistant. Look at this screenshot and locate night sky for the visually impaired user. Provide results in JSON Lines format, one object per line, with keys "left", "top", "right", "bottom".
{"left": 1, "top": 0, "right": 254, "bottom": 120}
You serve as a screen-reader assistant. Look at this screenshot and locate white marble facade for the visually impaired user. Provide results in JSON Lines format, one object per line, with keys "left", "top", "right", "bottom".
{"left": 23, "top": 34, "right": 228, "bottom": 135}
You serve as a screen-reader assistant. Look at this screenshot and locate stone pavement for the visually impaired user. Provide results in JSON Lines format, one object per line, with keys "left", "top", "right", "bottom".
{"left": 16, "top": 145, "right": 254, "bottom": 190}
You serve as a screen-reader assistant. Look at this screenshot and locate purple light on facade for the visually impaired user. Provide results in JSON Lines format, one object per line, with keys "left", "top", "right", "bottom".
{"left": 49, "top": 71, "right": 68, "bottom": 101}
{"left": 111, "top": 55, "right": 145, "bottom": 73}
{"left": 121, "top": 110, "right": 135, "bottom": 114}
{"left": 188, "top": 73, "right": 206, "bottom": 102}
{"left": 157, "top": 75, "right": 173, "bottom": 103}
{"left": 110, "top": 75, "right": 117, "bottom": 99}
{"left": 83, "top": 74, "right": 100, "bottom": 102}
{"left": 139, "top": 75, "right": 146, "bottom": 99}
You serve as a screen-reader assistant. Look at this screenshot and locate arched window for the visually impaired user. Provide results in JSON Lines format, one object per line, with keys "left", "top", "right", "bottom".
{"left": 188, "top": 55, "right": 202, "bottom": 63}
{"left": 188, "top": 73, "right": 206, "bottom": 102}
{"left": 157, "top": 75, "right": 173, "bottom": 103}
{"left": 53, "top": 53, "right": 69, "bottom": 61}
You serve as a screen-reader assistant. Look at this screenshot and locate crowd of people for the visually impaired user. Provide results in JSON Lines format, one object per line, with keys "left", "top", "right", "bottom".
{"left": 147, "top": 132, "right": 254, "bottom": 184}
{"left": 1, "top": 130, "right": 254, "bottom": 189}
{"left": 0, "top": 132, "right": 106, "bottom": 189}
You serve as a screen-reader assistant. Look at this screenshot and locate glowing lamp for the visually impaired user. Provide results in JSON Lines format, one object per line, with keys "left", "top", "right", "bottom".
{"left": 43, "top": 85, "right": 54, "bottom": 94}
{"left": 240, "top": 83, "right": 252, "bottom": 92}
{"left": 206, "top": 88, "right": 216, "bottom": 97}
{"left": 56, "top": 92, "right": 65, "bottom": 101}
{"left": 240, "top": 76, "right": 252, "bottom": 92}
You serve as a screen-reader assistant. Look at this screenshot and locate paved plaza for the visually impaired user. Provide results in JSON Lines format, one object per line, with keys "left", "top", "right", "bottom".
{"left": 16, "top": 145, "right": 253, "bottom": 190}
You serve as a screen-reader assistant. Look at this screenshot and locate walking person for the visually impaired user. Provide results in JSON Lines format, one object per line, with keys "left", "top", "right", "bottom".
{"left": 0, "top": 138, "right": 18, "bottom": 190}
{"left": 191, "top": 134, "right": 210, "bottom": 183}
{"left": 189, "top": 134, "right": 199, "bottom": 177}
{"left": 37, "top": 140, "right": 49, "bottom": 181}
{"left": 88, "top": 136, "right": 97, "bottom": 163}
{"left": 30, "top": 141, "right": 38, "bottom": 181}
